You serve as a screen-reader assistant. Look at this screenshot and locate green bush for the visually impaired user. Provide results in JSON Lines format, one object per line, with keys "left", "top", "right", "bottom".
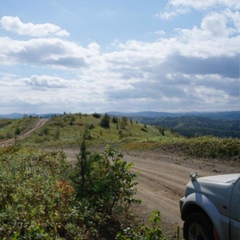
{"left": 0, "top": 148, "right": 84, "bottom": 239}
{"left": 116, "top": 211, "right": 167, "bottom": 240}
{"left": 186, "top": 137, "right": 240, "bottom": 159}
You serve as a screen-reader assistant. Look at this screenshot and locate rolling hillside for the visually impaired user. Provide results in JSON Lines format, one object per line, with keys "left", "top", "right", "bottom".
{"left": 1, "top": 111, "right": 239, "bottom": 139}
{"left": 131, "top": 116, "right": 240, "bottom": 138}
{"left": 107, "top": 111, "right": 239, "bottom": 138}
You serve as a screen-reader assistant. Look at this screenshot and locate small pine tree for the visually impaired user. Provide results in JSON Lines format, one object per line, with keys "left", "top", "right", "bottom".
{"left": 112, "top": 116, "right": 118, "bottom": 124}
{"left": 120, "top": 116, "right": 128, "bottom": 129}
{"left": 118, "top": 130, "right": 123, "bottom": 139}
{"left": 100, "top": 113, "right": 110, "bottom": 128}
{"left": 15, "top": 127, "right": 21, "bottom": 136}
{"left": 54, "top": 127, "right": 60, "bottom": 140}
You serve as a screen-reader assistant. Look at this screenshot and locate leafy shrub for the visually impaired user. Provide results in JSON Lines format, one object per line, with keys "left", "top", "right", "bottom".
{"left": 92, "top": 112, "right": 101, "bottom": 118}
{"left": 0, "top": 148, "right": 84, "bottom": 239}
{"left": 186, "top": 137, "right": 240, "bottom": 159}
{"left": 87, "top": 123, "right": 95, "bottom": 129}
{"left": 116, "top": 211, "right": 167, "bottom": 240}
{"left": 141, "top": 127, "right": 148, "bottom": 132}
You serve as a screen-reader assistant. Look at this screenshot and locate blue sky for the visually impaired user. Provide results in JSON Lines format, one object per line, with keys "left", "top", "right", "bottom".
{"left": 0, "top": 0, "right": 239, "bottom": 114}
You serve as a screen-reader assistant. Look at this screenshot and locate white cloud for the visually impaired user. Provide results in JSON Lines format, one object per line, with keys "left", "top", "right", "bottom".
{"left": 155, "top": 30, "right": 166, "bottom": 36}
{"left": 0, "top": 8, "right": 239, "bottom": 113}
{"left": 169, "top": 0, "right": 240, "bottom": 10}
{"left": 0, "top": 37, "right": 92, "bottom": 68}
{"left": 201, "top": 13, "right": 228, "bottom": 37}
{"left": 157, "top": 0, "right": 240, "bottom": 21}
{"left": 224, "top": 9, "right": 240, "bottom": 33}
{"left": 22, "top": 75, "right": 69, "bottom": 89}
{"left": 0, "top": 16, "right": 69, "bottom": 37}
{"left": 174, "top": 11, "right": 240, "bottom": 58}
{"left": 155, "top": 8, "right": 189, "bottom": 20}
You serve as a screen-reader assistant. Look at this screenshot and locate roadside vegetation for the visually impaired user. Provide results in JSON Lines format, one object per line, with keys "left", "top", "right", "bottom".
{"left": 0, "top": 143, "right": 167, "bottom": 239}
{"left": 0, "top": 113, "right": 239, "bottom": 239}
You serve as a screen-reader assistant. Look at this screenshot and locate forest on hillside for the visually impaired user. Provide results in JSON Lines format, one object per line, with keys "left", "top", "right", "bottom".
{"left": 132, "top": 116, "right": 240, "bottom": 138}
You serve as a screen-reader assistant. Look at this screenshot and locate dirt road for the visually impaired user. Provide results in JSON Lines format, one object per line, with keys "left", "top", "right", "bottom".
{"left": 0, "top": 118, "right": 48, "bottom": 147}
{"left": 64, "top": 147, "right": 240, "bottom": 238}
{"left": 122, "top": 150, "right": 239, "bottom": 239}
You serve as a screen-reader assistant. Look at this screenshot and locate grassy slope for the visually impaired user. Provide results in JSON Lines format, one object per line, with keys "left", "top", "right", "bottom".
{"left": 1, "top": 113, "right": 239, "bottom": 160}
{"left": 0, "top": 117, "right": 41, "bottom": 140}
{"left": 21, "top": 114, "right": 169, "bottom": 147}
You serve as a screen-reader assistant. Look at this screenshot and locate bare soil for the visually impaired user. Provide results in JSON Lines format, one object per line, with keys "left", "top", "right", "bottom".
{"left": 64, "top": 147, "right": 240, "bottom": 239}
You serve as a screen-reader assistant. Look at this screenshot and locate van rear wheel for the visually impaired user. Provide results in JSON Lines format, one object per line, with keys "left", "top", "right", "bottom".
{"left": 183, "top": 212, "right": 215, "bottom": 240}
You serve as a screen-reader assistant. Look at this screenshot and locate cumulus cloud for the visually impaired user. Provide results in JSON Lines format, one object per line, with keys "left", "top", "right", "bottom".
{"left": 201, "top": 13, "right": 228, "bottom": 37}
{"left": 0, "top": 7, "right": 239, "bottom": 113}
{"left": 0, "top": 37, "right": 89, "bottom": 68}
{"left": 0, "top": 16, "right": 69, "bottom": 37}
{"left": 22, "top": 75, "right": 69, "bottom": 89}
{"left": 175, "top": 12, "right": 240, "bottom": 58}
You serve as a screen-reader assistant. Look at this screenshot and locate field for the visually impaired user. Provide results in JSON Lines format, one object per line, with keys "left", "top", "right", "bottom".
{"left": 0, "top": 113, "right": 239, "bottom": 239}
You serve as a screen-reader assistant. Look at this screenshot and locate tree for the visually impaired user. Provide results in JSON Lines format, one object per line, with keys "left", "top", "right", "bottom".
{"left": 92, "top": 112, "right": 101, "bottom": 118}
{"left": 14, "top": 127, "right": 21, "bottom": 145}
{"left": 15, "top": 127, "right": 21, "bottom": 136}
{"left": 54, "top": 127, "right": 60, "bottom": 140}
{"left": 100, "top": 113, "right": 110, "bottom": 128}
{"left": 112, "top": 116, "right": 118, "bottom": 124}
{"left": 70, "top": 129, "right": 93, "bottom": 199}
{"left": 120, "top": 116, "right": 128, "bottom": 129}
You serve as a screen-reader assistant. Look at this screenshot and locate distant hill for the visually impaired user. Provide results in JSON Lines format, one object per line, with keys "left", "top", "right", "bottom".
{"left": 108, "top": 111, "right": 240, "bottom": 138}
{"left": 108, "top": 111, "right": 240, "bottom": 120}
{"left": 1, "top": 111, "right": 239, "bottom": 120}
{"left": 131, "top": 116, "right": 240, "bottom": 138}
{"left": 0, "top": 113, "right": 59, "bottom": 119}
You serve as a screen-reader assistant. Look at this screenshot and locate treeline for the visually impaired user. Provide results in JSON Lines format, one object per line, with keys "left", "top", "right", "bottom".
{"left": 133, "top": 116, "right": 240, "bottom": 138}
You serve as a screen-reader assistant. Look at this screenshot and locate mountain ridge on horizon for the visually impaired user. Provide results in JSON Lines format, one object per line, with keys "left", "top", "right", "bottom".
{"left": 0, "top": 110, "right": 239, "bottom": 120}
{"left": 107, "top": 110, "right": 240, "bottom": 120}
